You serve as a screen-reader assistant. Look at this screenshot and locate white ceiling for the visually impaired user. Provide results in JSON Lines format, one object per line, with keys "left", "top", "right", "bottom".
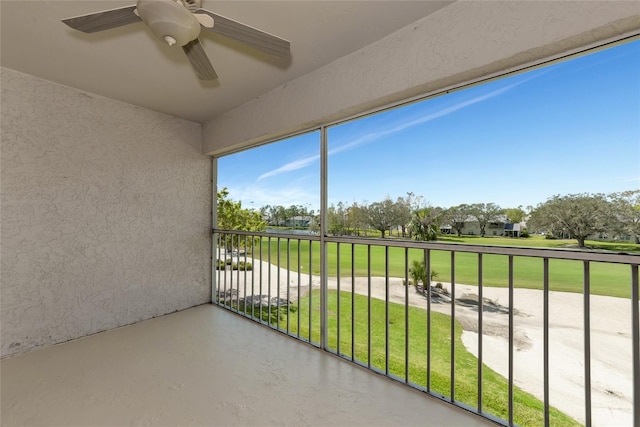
{"left": 0, "top": 0, "right": 454, "bottom": 123}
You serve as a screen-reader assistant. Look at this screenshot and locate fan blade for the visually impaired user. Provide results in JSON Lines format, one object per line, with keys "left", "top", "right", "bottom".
{"left": 183, "top": 39, "right": 218, "bottom": 80}
{"left": 62, "top": 5, "right": 140, "bottom": 33}
{"left": 196, "top": 9, "right": 290, "bottom": 58}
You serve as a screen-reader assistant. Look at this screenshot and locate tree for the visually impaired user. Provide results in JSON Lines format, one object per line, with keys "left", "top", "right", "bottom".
{"left": 411, "top": 206, "right": 444, "bottom": 241}
{"left": 504, "top": 206, "right": 526, "bottom": 224}
{"left": 259, "top": 204, "right": 270, "bottom": 220}
{"left": 328, "top": 202, "right": 350, "bottom": 236}
{"left": 348, "top": 202, "right": 367, "bottom": 236}
{"left": 217, "top": 188, "right": 267, "bottom": 250}
{"left": 609, "top": 190, "right": 640, "bottom": 243}
{"left": 444, "top": 204, "right": 471, "bottom": 236}
{"left": 363, "top": 197, "right": 396, "bottom": 238}
{"left": 469, "top": 203, "right": 502, "bottom": 237}
{"left": 394, "top": 195, "right": 414, "bottom": 238}
{"left": 264, "top": 204, "right": 286, "bottom": 226}
{"left": 285, "top": 204, "right": 302, "bottom": 226}
{"left": 527, "top": 193, "right": 611, "bottom": 248}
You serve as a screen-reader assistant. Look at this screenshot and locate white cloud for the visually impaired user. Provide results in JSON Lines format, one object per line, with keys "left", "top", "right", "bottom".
{"left": 257, "top": 154, "right": 320, "bottom": 181}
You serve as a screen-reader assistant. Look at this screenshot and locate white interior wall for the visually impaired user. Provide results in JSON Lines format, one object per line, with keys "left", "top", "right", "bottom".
{"left": 0, "top": 68, "right": 211, "bottom": 358}
{"left": 202, "top": 1, "right": 640, "bottom": 155}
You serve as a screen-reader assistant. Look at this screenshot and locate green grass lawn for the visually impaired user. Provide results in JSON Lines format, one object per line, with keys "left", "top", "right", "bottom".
{"left": 256, "top": 237, "right": 637, "bottom": 298}
{"left": 280, "top": 290, "right": 579, "bottom": 427}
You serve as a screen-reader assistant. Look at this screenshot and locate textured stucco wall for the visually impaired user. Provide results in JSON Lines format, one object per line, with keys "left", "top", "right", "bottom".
{"left": 202, "top": 1, "right": 640, "bottom": 155}
{"left": 1, "top": 68, "right": 211, "bottom": 357}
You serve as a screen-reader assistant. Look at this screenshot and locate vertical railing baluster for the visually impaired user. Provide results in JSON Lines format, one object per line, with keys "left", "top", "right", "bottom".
{"left": 221, "top": 233, "right": 225, "bottom": 306}
{"left": 320, "top": 236, "right": 328, "bottom": 350}
{"left": 259, "top": 236, "right": 263, "bottom": 323}
{"left": 236, "top": 234, "right": 241, "bottom": 312}
{"left": 277, "top": 237, "right": 281, "bottom": 329}
{"left": 631, "top": 264, "right": 639, "bottom": 427}
{"left": 426, "top": 248, "right": 431, "bottom": 392}
{"left": 232, "top": 234, "right": 235, "bottom": 310}
{"left": 251, "top": 235, "right": 255, "bottom": 319}
{"left": 385, "top": 245, "right": 390, "bottom": 375}
{"left": 229, "top": 234, "right": 233, "bottom": 311}
{"left": 450, "top": 251, "right": 456, "bottom": 402}
{"left": 243, "top": 235, "right": 248, "bottom": 316}
{"left": 404, "top": 247, "right": 409, "bottom": 383}
{"left": 477, "top": 253, "right": 483, "bottom": 414}
{"left": 223, "top": 234, "right": 228, "bottom": 309}
{"left": 287, "top": 239, "right": 291, "bottom": 334}
{"left": 584, "top": 261, "right": 592, "bottom": 427}
{"left": 297, "top": 239, "right": 301, "bottom": 339}
{"left": 367, "top": 244, "right": 372, "bottom": 369}
{"left": 215, "top": 233, "right": 221, "bottom": 305}
{"left": 543, "top": 257, "right": 550, "bottom": 427}
{"left": 337, "top": 242, "right": 341, "bottom": 354}
{"left": 508, "top": 255, "right": 514, "bottom": 425}
{"left": 309, "top": 241, "right": 313, "bottom": 343}
{"left": 351, "top": 243, "right": 355, "bottom": 361}
{"left": 238, "top": 234, "right": 242, "bottom": 313}
{"left": 230, "top": 235, "right": 234, "bottom": 311}
{"left": 212, "top": 232, "right": 217, "bottom": 305}
{"left": 268, "top": 236, "right": 272, "bottom": 326}
{"left": 235, "top": 234, "right": 240, "bottom": 312}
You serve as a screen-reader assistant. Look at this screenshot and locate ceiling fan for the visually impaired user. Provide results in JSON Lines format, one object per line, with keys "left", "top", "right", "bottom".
{"left": 61, "top": 0, "right": 290, "bottom": 81}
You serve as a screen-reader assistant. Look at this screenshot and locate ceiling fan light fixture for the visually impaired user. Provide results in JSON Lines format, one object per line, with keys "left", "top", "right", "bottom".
{"left": 136, "top": 0, "right": 200, "bottom": 47}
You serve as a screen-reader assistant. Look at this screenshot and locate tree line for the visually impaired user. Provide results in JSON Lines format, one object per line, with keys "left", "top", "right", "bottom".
{"left": 323, "top": 195, "right": 519, "bottom": 240}
{"left": 218, "top": 188, "right": 640, "bottom": 248}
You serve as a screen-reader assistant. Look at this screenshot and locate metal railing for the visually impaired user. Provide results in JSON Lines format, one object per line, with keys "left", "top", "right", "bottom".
{"left": 212, "top": 229, "right": 639, "bottom": 427}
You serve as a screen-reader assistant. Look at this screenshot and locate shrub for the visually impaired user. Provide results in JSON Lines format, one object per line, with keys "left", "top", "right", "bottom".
{"left": 231, "top": 261, "right": 252, "bottom": 270}
{"left": 409, "top": 260, "right": 438, "bottom": 286}
{"left": 215, "top": 259, "right": 226, "bottom": 270}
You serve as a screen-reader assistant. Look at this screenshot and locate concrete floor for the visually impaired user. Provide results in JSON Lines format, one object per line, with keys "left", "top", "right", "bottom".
{"left": 1, "top": 304, "right": 494, "bottom": 426}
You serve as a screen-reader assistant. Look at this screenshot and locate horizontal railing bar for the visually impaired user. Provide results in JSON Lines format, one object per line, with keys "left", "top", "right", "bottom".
{"left": 322, "top": 236, "right": 640, "bottom": 264}
{"left": 213, "top": 229, "right": 640, "bottom": 265}
{"left": 214, "top": 228, "right": 321, "bottom": 241}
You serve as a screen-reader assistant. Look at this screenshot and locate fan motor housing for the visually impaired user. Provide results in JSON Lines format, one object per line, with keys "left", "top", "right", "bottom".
{"left": 137, "top": 0, "right": 200, "bottom": 46}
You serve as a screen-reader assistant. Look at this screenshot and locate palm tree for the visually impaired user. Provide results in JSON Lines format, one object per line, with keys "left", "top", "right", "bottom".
{"left": 411, "top": 206, "right": 443, "bottom": 241}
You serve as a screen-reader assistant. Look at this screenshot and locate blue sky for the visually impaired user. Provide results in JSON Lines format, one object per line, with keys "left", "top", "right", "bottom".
{"left": 218, "top": 39, "right": 640, "bottom": 211}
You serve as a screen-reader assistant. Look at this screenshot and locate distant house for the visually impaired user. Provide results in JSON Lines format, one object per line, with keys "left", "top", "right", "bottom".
{"left": 504, "top": 222, "right": 522, "bottom": 237}
{"left": 285, "top": 215, "right": 316, "bottom": 228}
{"left": 439, "top": 225, "right": 452, "bottom": 234}
{"left": 442, "top": 215, "right": 525, "bottom": 237}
